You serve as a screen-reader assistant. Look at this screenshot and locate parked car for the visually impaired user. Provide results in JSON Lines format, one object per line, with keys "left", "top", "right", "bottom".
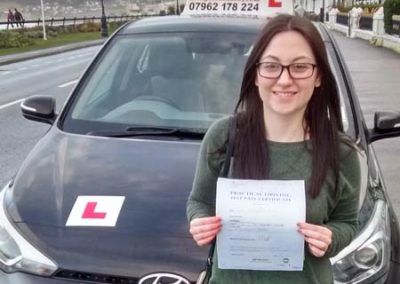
{"left": 1, "top": 11, "right": 400, "bottom": 284}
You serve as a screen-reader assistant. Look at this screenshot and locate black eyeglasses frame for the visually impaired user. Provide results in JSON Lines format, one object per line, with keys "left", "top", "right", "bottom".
{"left": 256, "top": 62, "right": 317, "bottom": 79}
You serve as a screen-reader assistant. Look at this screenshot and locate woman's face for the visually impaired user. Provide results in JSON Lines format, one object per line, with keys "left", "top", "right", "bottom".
{"left": 255, "top": 31, "right": 321, "bottom": 120}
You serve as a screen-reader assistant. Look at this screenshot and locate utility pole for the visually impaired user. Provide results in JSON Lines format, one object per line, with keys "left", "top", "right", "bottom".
{"left": 40, "top": 0, "right": 47, "bottom": 40}
{"left": 101, "top": 0, "right": 108, "bottom": 37}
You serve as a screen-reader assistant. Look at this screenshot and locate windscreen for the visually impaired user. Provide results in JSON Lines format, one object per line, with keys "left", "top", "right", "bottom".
{"left": 63, "top": 32, "right": 257, "bottom": 134}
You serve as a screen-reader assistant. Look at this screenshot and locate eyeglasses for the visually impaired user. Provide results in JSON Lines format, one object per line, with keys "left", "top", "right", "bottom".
{"left": 256, "top": 62, "right": 317, "bottom": 79}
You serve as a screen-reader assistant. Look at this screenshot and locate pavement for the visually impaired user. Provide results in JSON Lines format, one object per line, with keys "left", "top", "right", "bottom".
{"left": 0, "top": 38, "right": 106, "bottom": 66}
{"left": 332, "top": 31, "right": 400, "bottom": 220}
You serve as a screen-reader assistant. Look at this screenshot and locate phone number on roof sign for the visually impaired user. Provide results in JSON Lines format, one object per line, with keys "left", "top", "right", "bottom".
{"left": 188, "top": 1, "right": 259, "bottom": 12}
{"left": 182, "top": 0, "right": 292, "bottom": 18}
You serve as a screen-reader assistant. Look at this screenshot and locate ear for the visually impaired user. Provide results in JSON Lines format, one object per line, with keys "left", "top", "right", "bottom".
{"left": 255, "top": 74, "right": 259, "bottom": 87}
{"left": 314, "top": 70, "right": 321, "bottom": 87}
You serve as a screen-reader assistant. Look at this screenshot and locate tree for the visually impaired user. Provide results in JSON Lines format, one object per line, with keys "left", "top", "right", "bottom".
{"left": 383, "top": 0, "right": 400, "bottom": 33}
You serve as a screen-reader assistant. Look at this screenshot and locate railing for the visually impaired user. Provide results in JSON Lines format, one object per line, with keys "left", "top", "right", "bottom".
{"left": 337, "top": 13, "right": 349, "bottom": 26}
{"left": 359, "top": 15, "right": 373, "bottom": 31}
{"left": 393, "top": 18, "right": 400, "bottom": 35}
{"left": 0, "top": 15, "right": 156, "bottom": 30}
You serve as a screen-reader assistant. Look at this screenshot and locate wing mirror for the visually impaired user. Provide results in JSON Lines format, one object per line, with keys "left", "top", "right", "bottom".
{"left": 21, "top": 95, "right": 56, "bottom": 125}
{"left": 367, "top": 111, "right": 400, "bottom": 143}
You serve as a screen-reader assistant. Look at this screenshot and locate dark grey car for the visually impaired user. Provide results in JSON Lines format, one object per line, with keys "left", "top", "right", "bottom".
{"left": 0, "top": 15, "right": 400, "bottom": 284}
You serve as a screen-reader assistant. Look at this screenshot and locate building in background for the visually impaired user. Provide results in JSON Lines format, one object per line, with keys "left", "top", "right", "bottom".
{"left": 126, "top": 0, "right": 141, "bottom": 15}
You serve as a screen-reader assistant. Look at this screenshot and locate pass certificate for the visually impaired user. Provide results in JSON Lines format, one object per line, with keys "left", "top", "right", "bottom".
{"left": 216, "top": 178, "right": 305, "bottom": 271}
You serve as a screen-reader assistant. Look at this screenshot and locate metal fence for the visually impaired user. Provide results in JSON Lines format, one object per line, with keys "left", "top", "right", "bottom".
{"left": 334, "top": 13, "right": 399, "bottom": 34}
{"left": 393, "top": 18, "right": 400, "bottom": 35}
{"left": 336, "top": 14, "right": 373, "bottom": 31}
{"left": 0, "top": 15, "right": 155, "bottom": 30}
{"left": 337, "top": 13, "right": 349, "bottom": 26}
{"left": 359, "top": 15, "right": 373, "bottom": 31}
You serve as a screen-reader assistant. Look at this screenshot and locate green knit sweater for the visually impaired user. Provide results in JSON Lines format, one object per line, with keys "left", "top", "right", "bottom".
{"left": 187, "top": 116, "right": 361, "bottom": 284}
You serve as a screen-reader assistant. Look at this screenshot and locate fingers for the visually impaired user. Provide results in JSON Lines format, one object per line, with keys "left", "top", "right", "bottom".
{"left": 190, "top": 216, "right": 222, "bottom": 246}
{"left": 195, "top": 228, "right": 221, "bottom": 246}
{"left": 191, "top": 216, "right": 221, "bottom": 227}
{"left": 304, "top": 236, "right": 329, "bottom": 252}
{"left": 297, "top": 222, "right": 332, "bottom": 258}
{"left": 191, "top": 225, "right": 221, "bottom": 243}
{"left": 190, "top": 216, "right": 221, "bottom": 235}
{"left": 299, "top": 227, "right": 331, "bottom": 245}
{"left": 308, "top": 243, "right": 326, "bottom": 258}
{"left": 297, "top": 222, "right": 332, "bottom": 236}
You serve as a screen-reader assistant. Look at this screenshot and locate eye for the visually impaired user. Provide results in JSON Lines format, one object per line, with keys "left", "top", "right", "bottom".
{"left": 261, "top": 62, "right": 281, "bottom": 72}
{"left": 291, "top": 63, "right": 311, "bottom": 73}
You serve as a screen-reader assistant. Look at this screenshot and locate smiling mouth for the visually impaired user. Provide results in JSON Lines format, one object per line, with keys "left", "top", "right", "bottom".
{"left": 273, "top": 91, "right": 297, "bottom": 97}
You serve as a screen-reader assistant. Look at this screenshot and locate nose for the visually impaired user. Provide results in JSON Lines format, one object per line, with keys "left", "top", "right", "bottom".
{"left": 277, "top": 67, "right": 294, "bottom": 85}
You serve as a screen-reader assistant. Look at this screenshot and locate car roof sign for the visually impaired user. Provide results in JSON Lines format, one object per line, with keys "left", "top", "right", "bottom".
{"left": 181, "top": 0, "right": 294, "bottom": 18}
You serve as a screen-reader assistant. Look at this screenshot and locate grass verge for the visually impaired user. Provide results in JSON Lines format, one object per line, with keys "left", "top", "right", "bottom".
{"left": 0, "top": 32, "right": 102, "bottom": 56}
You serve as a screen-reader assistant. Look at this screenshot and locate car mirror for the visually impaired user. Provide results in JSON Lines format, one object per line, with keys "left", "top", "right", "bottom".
{"left": 367, "top": 111, "right": 400, "bottom": 143}
{"left": 21, "top": 95, "right": 56, "bottom": 125}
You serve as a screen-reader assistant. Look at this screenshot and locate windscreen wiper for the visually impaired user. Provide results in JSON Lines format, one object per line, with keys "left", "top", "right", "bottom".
{"left": 87, "top": 126, "right": 205, "bottom": 139}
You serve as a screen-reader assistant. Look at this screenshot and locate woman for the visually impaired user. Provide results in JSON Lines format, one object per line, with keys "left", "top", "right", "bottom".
{"left": 187, "top": 14, "right": 360, "bottom": 284}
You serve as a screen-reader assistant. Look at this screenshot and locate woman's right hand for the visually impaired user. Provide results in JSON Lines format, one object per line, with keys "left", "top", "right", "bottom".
{"left": 189, "top": 216, "right": 222, "bottom": 246}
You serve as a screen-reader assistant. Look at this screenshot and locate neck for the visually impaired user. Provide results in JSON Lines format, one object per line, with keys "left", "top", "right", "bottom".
{"left": 263, "top": 112, "right": 308, "bottom": 143}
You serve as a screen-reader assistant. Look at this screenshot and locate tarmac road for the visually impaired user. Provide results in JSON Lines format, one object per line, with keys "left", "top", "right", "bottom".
{"left": 0, "top": 46, "right": 99, "bottom": 188}
{"left": 332, "top": 31, "right": 400, "bottom": 219}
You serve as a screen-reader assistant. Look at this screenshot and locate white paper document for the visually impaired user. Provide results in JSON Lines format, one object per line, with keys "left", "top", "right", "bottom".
{"left": 216, "top": 178, "right": 305, "bottom": 271}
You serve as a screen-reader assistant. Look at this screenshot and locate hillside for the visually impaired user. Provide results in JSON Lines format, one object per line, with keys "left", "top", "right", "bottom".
{"left": 1, "top": 0, "right": 147, "bottom": 19}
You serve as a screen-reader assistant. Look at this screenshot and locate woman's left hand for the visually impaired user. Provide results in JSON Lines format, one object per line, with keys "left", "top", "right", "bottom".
{"left": 297, "top": 222, "right": 332, "bottom": 257}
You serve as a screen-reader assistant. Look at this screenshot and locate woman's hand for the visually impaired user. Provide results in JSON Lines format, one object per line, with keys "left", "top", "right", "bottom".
{"left": 297, "top": 222, "right": 332, "bottom": 257}
{"left": 190, "top": 216, "right": 222, "bottom": 246}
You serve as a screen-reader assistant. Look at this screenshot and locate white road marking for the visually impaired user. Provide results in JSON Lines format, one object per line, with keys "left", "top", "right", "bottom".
{"left": 19, "top": 67, "right": 28, "bottom": 71}
{"left": 0, "top": 99, "right": 23, "bottom": 110}
{"left": 58, "top": 79, "right": 78, "bottom": 88}
{"left": 1, "top": 71, "right": 12, "bottom": 75}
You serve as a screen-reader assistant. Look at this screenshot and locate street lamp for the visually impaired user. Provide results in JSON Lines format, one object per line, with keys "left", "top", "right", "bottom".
{"left": 176, "top": 0, "right": 180, "bottom": 15}
{"left": 40, "top": 0, "right": 47, "bottom": 40}
{"left": 101, "top": 0, "right": 108, "bottom": 37}
{"left": 320, "top": 0, "right": 326, "bottom": 23}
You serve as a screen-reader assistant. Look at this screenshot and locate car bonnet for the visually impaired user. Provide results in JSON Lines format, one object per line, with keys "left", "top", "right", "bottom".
{"left": 5, "top": 127, "right": 207, "bottom": 281}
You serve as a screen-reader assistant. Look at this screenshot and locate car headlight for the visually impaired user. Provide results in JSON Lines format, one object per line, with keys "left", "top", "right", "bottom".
{"left": 0, "top": 183, "right": 57, "bottom": 275}
{"left": 331, "top": 199, "right": 390, "bottom": 284}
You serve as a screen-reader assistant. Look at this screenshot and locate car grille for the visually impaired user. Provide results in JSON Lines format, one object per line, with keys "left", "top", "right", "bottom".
{"left": 55, "top": 269, "right": 140, "bottom": 283}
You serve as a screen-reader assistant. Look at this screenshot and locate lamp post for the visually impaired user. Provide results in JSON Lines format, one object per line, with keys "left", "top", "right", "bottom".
{"left": 101, "top": 0, "right": 108, "bottom": 37}
{"left": 320, "top": 0, "right": 326, "bottom": 22}
{"left": 40, "top": 0, "right": 47, "bottom": 40}
{"left": 176, "top": 0, "right": 180, "bottom": 15}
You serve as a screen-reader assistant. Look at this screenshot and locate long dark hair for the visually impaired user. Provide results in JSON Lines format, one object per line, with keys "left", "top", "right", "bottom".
{"left": 233, "top": 15, "right": 343, "bottom": 198}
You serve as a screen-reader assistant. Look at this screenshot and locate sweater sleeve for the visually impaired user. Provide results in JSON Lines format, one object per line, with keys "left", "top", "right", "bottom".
{"left": 325, "top": 145, "right": 361, "bottom": 257}
{"left": 186, "top": 117, "right": 230, "bottom": 222}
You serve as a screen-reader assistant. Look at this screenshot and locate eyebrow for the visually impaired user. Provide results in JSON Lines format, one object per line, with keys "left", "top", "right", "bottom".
{"left": 260, "top": 55, "right": 314, "bottom": 62}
